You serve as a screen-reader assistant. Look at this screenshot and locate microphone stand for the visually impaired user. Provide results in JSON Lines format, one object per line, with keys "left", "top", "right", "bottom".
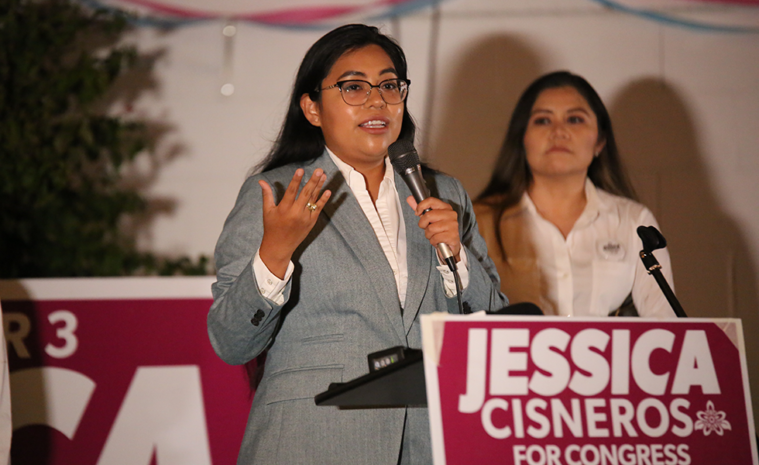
{"left": 637, "top": 226, "right": 687, "bottom": 318}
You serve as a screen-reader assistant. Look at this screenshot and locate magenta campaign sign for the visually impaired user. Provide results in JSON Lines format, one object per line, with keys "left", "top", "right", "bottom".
{"left": 421, "top": 314, "right": 758, "bottom": 465}
{"left": 0, "top": 278, "right": 253, "bottom": 465}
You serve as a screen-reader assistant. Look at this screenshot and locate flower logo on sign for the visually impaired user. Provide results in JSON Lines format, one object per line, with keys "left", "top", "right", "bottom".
{"left": 695, "top": 401, "right": 732, "bottom": 436}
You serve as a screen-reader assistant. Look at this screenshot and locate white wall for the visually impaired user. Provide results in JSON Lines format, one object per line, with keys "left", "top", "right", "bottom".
{"left": 116, "top": 0, "right": 759, "bottom": 417}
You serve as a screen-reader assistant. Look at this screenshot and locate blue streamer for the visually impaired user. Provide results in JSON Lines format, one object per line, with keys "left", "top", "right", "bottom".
{"left": 587, "top": 0, "right": 759, "bottom": 34}
{"left": 76, "top": 0, "right": 204, "bottom": 27}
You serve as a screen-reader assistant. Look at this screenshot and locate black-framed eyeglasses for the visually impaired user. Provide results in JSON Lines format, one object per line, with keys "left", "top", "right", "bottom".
{"left": 319, "top": 78, "right": 410, "bottom": 106}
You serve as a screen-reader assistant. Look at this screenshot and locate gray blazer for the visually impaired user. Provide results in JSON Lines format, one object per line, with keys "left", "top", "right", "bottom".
{"left": 208, "top": 151, "right": 507, "bottom": 464}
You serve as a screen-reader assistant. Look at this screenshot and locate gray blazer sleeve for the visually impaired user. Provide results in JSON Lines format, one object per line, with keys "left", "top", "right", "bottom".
{"left": 432, "top": 174, "right": 509, "bottom": 313}
{"left": 207, "top": 173, "right": 290, "bottom": 365}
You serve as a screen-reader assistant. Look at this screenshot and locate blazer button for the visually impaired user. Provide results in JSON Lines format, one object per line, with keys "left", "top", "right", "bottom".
{"left": 250, "top": 309, "right": 266, "bottom": 326}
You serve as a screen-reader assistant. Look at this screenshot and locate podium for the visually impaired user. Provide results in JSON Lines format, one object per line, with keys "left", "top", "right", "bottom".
{"left": 317, "top": 313, "right": 759, "bottom": 465}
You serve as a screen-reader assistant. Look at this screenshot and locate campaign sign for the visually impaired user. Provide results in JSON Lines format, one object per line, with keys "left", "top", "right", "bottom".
{"left": 0, "top": 278, "right": 253, "bottom": 465}
{"left": 421, "top": 314, "right": 758, "bottom": 465}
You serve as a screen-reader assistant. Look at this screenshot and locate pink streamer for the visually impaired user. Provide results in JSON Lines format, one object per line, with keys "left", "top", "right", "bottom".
{"left": 111, "top": 0, "right": 419, "bottom": 23}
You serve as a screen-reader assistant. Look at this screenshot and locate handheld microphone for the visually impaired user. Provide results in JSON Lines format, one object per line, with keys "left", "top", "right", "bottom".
{"left": 388, "top": 138, "right": 454, "bottom": 263}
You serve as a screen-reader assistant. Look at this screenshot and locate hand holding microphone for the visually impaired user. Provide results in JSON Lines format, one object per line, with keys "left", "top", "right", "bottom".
{"left": 388, "top": 138, "right": 461, "bottom": 268}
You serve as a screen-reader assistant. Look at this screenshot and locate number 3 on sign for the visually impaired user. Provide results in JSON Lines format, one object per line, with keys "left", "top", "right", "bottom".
{"left": 45, "top": 310, "right": 78, "bottom": 359}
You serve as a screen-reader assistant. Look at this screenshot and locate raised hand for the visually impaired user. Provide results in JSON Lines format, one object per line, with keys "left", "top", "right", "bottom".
{"left": 259, "top": 168, "right": 331, "bottom": 278}
{"left": 406, "top": 196, "right": 462, "bottom": 262}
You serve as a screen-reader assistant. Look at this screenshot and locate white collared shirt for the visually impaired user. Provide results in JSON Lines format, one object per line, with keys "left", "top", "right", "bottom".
{"left": 328, "top": 149, "right": 409, "bottom": 303}
{"left": 522, "top": 180, "right": 674, "bottom": 317}
{"left": 253, "top": 149, "right": 468, "bottom": 306}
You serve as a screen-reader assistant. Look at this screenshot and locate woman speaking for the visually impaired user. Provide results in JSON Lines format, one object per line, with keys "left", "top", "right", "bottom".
{"left": 207, "top": 24, "right": 506, "bottom": 464}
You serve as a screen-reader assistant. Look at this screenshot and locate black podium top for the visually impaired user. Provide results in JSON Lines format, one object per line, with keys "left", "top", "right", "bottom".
{"left": 314, "top": 349, "right": 426, "bottom": 407}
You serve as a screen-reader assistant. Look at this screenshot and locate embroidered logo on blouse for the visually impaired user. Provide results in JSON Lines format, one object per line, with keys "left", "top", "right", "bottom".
{"left": 596, "top": 239, "right": 625, "bottom": 261}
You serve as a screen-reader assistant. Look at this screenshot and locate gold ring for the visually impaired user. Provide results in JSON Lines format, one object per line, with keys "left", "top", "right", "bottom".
{"left": 306, "top": 202, "right": 317, "bottom": 212}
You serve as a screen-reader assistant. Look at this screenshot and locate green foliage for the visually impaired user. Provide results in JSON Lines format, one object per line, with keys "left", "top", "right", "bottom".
{"left": 0, "top": 0, "right": 211, "bottom": 277}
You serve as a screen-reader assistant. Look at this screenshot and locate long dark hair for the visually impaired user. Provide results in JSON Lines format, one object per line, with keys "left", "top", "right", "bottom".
{"left": 256, "top": 24, "right": 416, "bottom": 173}
{"left": 477, "top": 71, "right": 637, "bottom": 257}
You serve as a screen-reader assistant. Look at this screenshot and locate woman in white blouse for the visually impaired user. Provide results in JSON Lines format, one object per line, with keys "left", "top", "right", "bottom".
{"left": 474, "top": 71, "right": 675, "bottom": 318}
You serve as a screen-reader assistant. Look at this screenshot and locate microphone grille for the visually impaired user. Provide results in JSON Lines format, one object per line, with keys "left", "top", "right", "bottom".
{"left": 388, "top": 138, "right": 421, "bottom": 173}
{"left": 637, "top": 225, "right": 667, "bottom": 251}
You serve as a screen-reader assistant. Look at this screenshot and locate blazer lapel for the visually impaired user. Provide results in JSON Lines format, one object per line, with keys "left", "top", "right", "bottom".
{"left": 312, "top": 153, "right": 407, "bottom": 344}
{"left": 396, "top": 172, "right": 434, "bottom": 335}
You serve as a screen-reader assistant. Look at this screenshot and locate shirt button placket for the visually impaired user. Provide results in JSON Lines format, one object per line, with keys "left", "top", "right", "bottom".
{"left": 555, "top": 235, "right": 573, "bottom": 316}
